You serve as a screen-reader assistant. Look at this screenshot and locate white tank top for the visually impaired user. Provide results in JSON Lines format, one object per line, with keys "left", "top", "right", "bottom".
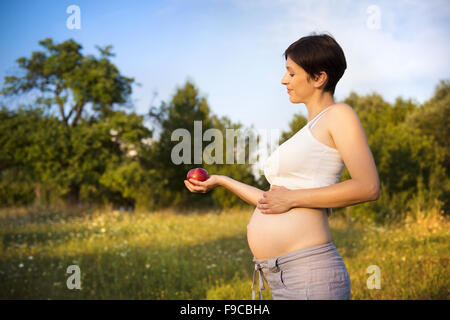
{"left": 263, "top": 105, "right": 346, "bottom": 217}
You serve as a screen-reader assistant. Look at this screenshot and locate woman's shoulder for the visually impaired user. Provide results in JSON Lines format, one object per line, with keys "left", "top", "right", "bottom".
{"left": 328, "top": 103, "right": 359, "bottom": 123}
{"left": 327, "top": 102, "right": 367, "bottom": 151}
{"left": 329, "top": 102, "right": 353, "bottom": 113}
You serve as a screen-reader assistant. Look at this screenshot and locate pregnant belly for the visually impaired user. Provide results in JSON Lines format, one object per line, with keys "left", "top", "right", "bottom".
{"left": 247, "top": 207, "right": 332, "bottom": 260}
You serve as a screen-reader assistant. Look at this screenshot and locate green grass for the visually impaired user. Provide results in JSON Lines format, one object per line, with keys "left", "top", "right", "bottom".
{"left": 0, "top": 206, "right": 448, "bottom": 299}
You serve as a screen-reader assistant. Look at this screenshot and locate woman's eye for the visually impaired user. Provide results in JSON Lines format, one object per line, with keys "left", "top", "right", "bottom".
{"left": 289, "top": 74, "right": 294, "bottom": 77}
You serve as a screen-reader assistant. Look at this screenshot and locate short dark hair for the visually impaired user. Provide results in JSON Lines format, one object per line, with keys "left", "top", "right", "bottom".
{"left": 283, "top": 32, "right": 347, "bottom": 95}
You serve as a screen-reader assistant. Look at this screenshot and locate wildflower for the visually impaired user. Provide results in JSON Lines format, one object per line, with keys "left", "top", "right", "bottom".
{"left": 28, "top": 256, "right": 33, "bottom": 260}
{"left": 18, "top": 263, "right": 24, "bottom": 268}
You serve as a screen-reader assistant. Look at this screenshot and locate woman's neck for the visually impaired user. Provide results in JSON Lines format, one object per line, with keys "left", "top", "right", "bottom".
{"left": 304, "top": 91, "right": 335, "bottom": 122}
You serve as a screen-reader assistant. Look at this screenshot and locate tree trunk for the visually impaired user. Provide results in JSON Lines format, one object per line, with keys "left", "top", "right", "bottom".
{"left": 67, "top": 184, "right": 80, "bottom": 206}
{"left": 109, "top": 202, "right": 120, "bottom": 212}
{"left": 34, "top": 182, "right": 41, "bottom": 205}
{"left": 71, "top": 102, "right": 84, "bottom": 127}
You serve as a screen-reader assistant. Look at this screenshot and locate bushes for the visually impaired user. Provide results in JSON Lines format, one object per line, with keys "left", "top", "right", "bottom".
{"left": 1, "top": 79, "right": 449, "bottom": 225}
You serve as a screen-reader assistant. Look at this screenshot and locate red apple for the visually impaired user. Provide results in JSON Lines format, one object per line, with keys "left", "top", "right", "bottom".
{"left": 187, "top": 168, "right": 209, "bottom": 182}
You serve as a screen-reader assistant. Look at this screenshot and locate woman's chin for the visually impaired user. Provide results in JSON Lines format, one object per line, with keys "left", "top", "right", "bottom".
{"left": 289, "top": 96, "right": 302, "bottom": 103}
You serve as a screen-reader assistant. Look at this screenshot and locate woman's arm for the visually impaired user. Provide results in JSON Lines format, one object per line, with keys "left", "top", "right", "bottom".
{"left": 185, "top": 175, "right": 264, "bottom": 207}
{"left": 288, "top": 178, "right": 379, "bottom": 210}
{"left": 257, "top": 179, "right": 378, "bottom": 214}
{"left": 217, "top": 175, "right": 265, "bottom": 207}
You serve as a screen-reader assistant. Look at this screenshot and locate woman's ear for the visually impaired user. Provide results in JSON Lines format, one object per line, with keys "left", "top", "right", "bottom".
{"left": 314, "top": 71, "right": 328, "bottom": 88}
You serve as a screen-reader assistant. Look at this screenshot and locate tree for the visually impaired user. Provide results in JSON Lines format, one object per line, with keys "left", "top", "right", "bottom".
{"left": 0, "top": 106, "right": 154, "bottom": 209}
{"left": 94, "top": 111, "right": 154, "bottom": 210}
{"left": 146, "top": 80, "right": 212, "bottom": 209}
{"left": 342, "top": 92, "right": 446, "bottom": 222}
{"left": 404, "top": 79, "right": 450, "bottom": 214}
{"left": 1, "top": 38, "right": 134, "bottom": 127}
{"left": 1, "top": 38, "right": 135, "bottom": 205}
{"left": 0, "top": 106, "right": 71, "bottom": 206}
{"left": 147, "top": 80, "right": 259, "bottom": 211}
{"left": 206, "top": 114, "right": 260, "bottom": 209}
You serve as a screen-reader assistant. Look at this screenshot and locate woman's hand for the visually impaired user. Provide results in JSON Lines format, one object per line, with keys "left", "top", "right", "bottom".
{"left": 256, "top": 185, "right": 294, "bottom": 214}
{"left": 184, "top": 175, "right": 221, "bottom": 193}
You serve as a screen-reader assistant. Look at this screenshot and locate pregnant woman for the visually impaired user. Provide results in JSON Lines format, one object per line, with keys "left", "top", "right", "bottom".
{"left": 184, "top": 33, "right": 380, "bottom": 300}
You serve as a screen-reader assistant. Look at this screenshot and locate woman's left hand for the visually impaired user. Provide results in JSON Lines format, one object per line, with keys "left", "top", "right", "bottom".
{"left": 256, "top": 185, "right": 294, "bottom": 214}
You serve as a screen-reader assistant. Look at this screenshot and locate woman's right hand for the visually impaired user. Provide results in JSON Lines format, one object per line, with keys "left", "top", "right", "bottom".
{"left": 184, "top": 175, "right": 221, "bottom": 193}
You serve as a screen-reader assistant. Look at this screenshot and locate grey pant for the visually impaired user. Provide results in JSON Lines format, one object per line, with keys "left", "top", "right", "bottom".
{"left": 251, "top": 241, "right": 351, "bottom": 300}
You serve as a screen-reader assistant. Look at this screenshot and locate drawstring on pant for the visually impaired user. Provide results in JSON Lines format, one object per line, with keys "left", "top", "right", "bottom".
{"left": 251, "top": 257, "right": 282, "bottom": 300}
{"left": 251, "top": 263, "right": 266, "bottom": 300}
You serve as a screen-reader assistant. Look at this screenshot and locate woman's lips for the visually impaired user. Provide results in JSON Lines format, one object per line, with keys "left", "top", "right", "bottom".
{"left": 287, "top": 89, "right": 292, "bottom": 93}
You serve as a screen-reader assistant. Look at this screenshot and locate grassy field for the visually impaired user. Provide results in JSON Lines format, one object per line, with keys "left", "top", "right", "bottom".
{"left": 0, "top": 206, "right": 448, "bottom": 299}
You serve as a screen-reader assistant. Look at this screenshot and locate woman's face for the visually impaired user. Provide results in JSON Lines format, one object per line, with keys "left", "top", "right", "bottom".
{"left": 281, "top": 56, "right": 318, "bottom": 103}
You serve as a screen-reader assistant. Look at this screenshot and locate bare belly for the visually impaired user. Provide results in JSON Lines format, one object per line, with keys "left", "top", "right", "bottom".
{"left": 246, "top": 207, "right": 332, "bottom": 260}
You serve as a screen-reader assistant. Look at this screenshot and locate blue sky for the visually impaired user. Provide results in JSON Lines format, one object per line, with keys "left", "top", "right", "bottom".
{"left": 1, "top": 0, "right": 449, "bottom": 133}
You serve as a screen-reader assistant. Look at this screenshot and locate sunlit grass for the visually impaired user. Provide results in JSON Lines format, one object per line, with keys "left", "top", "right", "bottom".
{"left": 0, "top": 206, "right": 448, "bottom": 299}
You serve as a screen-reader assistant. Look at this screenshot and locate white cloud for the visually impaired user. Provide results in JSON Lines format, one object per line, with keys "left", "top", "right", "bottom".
{"left": 246, "top": 0, "right": 450, "bottom": 103}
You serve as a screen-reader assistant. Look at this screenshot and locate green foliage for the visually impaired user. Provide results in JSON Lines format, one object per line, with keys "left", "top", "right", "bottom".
{"left": 342, "top": 88, "right": 448, "bottom": 223}
{"left": 404, "top": 80, "right": 450, "bottom": 213}
{"left": 0, "top": 105, "right": 154, "bottom": 209}
{"left": 69, "top": 111, "right": 153, "bottom": 207}
{"left": 146, "top": 80, "right": 214, "bottom": 209}
{"left": 1, "top": 38, "right": 134, "bottom": 127}
{"left": 0, "top": 106, "right": 70, "bottom": 206}
{"left": 206, "top": 114, "right": 261, "bottom": 209}
{"left": 0, "top": 37, "right": 448, "bottom": 223}
{"left": 147, "top": 80, "right": 258, "bottom": 211}
{"left": 0, "top": 38, "right": 146, "bottom": 209}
